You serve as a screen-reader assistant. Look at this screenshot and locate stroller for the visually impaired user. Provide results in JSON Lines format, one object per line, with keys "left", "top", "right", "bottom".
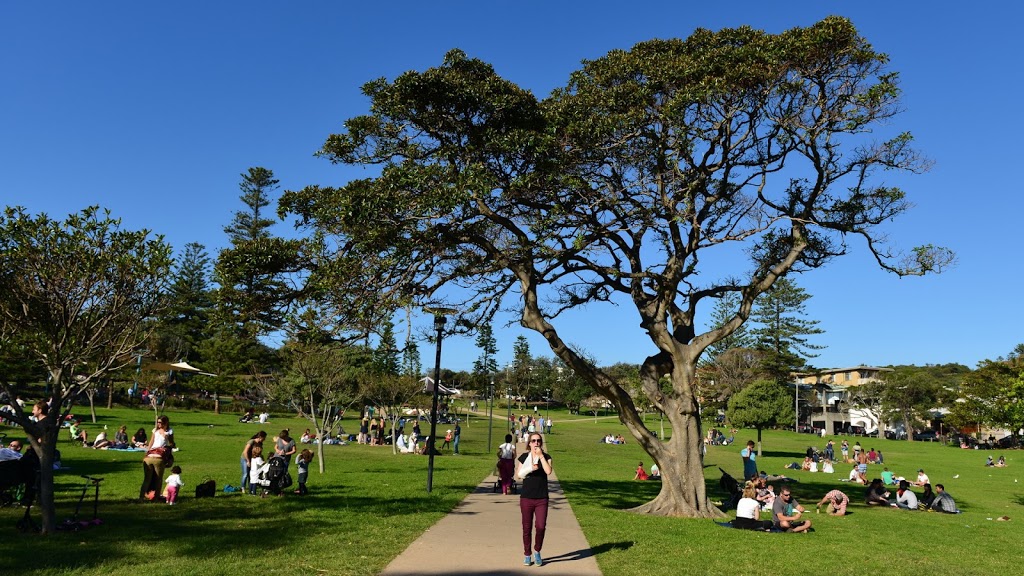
{"left": 254, "top": 455, "right": 292, "bottom": 496}
{"left": 0, "top": 448, "right": 41, "bottom": 531}
{"left": 718, "top": 467, "right": 742, "bottom": 511}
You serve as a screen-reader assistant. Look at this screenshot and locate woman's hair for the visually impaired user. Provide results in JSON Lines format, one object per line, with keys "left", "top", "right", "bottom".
{"left": 504, "top": 434, "right": 513, "bottom": 443}
{"left": 742, "top": 481, "right": 757, "bottom": 499}
{"left": 528, "top": 433, "right": 543, "bottom": 445}
{"left": 253, "top": 431, "right": 267, "bottom": 440}
{"left": 171, "top": 465, "right": 182, "bottom": 474}
{"left": 135, "top": 428, "right": 146, "bottom": 436}
{"left": 157, "top": 415, "right": 170, "bottom": 427}
{"left": 119, "top": 425, "right": 127, "bottom": 432}
{"left": 279, "top": 429, "right": 291, "bottom": 440}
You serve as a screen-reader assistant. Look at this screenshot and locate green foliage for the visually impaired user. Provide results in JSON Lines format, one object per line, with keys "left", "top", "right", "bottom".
{"left": 215, "top": 167, "right": 302, "bottom": 339}
{"left": 472, "top": 322, "right": 499, "bottom": 383}
{"left": 0, "top": 205, "right": 172, "bottom": 533}
{"left": 750, "top": 277, "right": 825, "bottom": 382}
{"left": 726, "top": 379, "right": 795, "bottom": 435}
{"left": 150, "top": 242, "right": 214, "bottom": 363}
{"left": 280, "top": 17, "right": 953, "bottom": 516}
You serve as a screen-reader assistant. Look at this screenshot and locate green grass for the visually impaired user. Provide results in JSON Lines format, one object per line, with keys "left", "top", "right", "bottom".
{"left": 2, "top": 407, "right": 1022, "bottom": 576}
{"left": 554, "top": 418, "right": 1024, "bottom": 576}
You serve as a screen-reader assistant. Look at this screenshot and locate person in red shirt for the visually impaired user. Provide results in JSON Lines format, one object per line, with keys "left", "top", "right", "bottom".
{"left": 634, "top": 461, "right": 649, "bottom": 481}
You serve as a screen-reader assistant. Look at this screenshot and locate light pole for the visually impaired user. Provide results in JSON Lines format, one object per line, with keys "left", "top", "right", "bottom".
{"left": 425, "top": 308, "right": 453, "bottom": 493}
{"left": 546, "top": 388, "right": 551, "bottom": 421}
{"left": 487, "top": 378, "right": 495, "bottom": 453}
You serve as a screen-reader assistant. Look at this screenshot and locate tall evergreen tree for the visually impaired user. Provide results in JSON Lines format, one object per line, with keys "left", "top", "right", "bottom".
{"left": 153, "top": 242, "right": 213, "bottom": 361}
{"left": 215, "top": 167, "right": 302, "bottom": 339}
{"left": 373, "top": 321, "right": 401, "bottom": 376}
{"left": 704, "top": 292, "right": 753, "bottom": 364}
{"left": 473, "top": 322, "right": 499, "bottom": 385}
{"left": 750, "top": 277, "right": 825, "bottom": 382}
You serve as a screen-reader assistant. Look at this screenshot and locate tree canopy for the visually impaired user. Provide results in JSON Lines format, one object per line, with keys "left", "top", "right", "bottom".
{"left": 280, "top": 17, "right": 952, "bottom": 517}
{"left": 0, "top": 206, "right": 172, "bottom": 533}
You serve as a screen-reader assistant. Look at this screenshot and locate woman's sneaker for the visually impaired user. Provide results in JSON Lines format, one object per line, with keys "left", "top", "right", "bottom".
{"left": 523, "top": 555, "right": 532, "bottom": 566}
{"left": 533, "top": 552, "right": 543, "bottom": 567}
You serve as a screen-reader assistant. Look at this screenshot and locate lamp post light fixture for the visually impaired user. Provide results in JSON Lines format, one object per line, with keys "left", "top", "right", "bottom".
{"left": 424, "top": 307, "right": 456, "bottom": 493}
{"left": 487, "top": 378, "right": 495, "bottom": 453}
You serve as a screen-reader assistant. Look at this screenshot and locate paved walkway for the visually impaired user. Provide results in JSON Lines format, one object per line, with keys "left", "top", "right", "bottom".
{"left": 380, "top": 445, "right": 602, "bottom": 576}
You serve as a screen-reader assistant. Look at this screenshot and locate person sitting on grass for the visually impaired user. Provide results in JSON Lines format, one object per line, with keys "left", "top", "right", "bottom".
{"left": 815, "top": 489, "right": 849, "bottom": 516}
{"left": 633, "top": 461, "right": 648, "bottom": 481}
{"left": 732, "top": 482, "right": 772, "bottom": 531}
{"left": 881, "top": 467, "right": 896, "bottom": 485}
{"left": 70, "top": 420, "right": 89, "bottom": 446}
{"left": 92, "top": 430, "right": 111, "bottom": 449}
{"left": 772, "top": 488, "right": 812, "bottom": 533}
{"left": 865, "top": 478, "right": 890, "bottom": 506}
{"left": 913, "top": 469, "right": 930, "bottom": 487}
{"left": 995, "top": 455, "right": 1007, "bottom": 467}
{"left": 821, "top": 458, "right": 834, "bottom": 474}
{"left": 891, "top": 479, "right": 918, "bottom": 510}
{"left": 919, "top": 483, "right": 935, "bottom": 508}
{"left": 754, "top": 476, "right": 775, "bottom": 509}
{"left": 930, "top": 484, "right": 959, "bottom": 513}
{"left": 649, "top": 462, "right": 660, "bottom": 479}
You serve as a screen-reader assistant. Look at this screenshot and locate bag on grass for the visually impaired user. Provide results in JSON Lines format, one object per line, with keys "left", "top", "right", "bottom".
{"left": 195, "top": 478, "right": 216, "bottom": 498}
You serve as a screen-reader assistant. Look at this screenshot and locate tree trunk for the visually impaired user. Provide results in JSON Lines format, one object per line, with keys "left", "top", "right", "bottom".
{"left": 214, "top": 390, "right": 220, "bottom": 415}
{"left": 87, "top": 390, "right": 97, "bottom": 423}
{"left": 756, "top": 427, "right": 763, "bottom": 457}
{"left": 877, "top": 422, "right": 885, "bottom": 440}
{"left": 628, "top": 412, "right": 724, "bottom": 518}
{"left": 316, "top": 432, "right": 326, "bottom": 473}
{"left": 106, "top": 380, "right": 114, "bottom": 409}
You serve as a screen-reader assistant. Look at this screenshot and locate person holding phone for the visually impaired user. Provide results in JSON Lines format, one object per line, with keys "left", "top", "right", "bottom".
{"left": 517, "top": 433, "right": 553, "bottom": 566}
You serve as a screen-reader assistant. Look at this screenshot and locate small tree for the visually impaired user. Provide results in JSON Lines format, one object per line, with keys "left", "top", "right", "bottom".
{"left": 0, "top": 206, "right": 171, "bottom": 534}
{"left": 267, "top": 342, "right": 368, "bottom": 472}
{"left": 726, "top": 380, "right": 795, "bottom": 455}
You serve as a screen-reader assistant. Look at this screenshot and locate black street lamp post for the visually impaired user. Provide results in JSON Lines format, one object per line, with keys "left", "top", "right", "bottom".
{"left": 487, "top": 378, "right": 495, "bottom": 453}
{"left": 425, "top": 309, "right": 452, "bottom": 493}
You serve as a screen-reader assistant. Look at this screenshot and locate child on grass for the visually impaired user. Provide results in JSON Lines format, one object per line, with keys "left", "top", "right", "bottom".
{"left": 164, "top": 465, "right": 183, "bottom": 505}
{"left": 294, "top": 449, "right": 314, "bottom": 495}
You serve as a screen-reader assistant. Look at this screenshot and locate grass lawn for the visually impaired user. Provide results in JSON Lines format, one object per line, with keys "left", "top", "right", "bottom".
{"left": 1, "top": 406, "right": 1022, "bottom": 576}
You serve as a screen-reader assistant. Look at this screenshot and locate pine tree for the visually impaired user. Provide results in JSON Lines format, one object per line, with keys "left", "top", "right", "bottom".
{"left": 704, "top": 292, "right": 754, "bottom": 363}
{"left": 750, "top": 277, "right": 825, "bottom": 382}
{"left": 473, "top": 323, "right": 499, "bottom": 381}
{"left": 214, "top": 167, "right": 301, "bottom": 338}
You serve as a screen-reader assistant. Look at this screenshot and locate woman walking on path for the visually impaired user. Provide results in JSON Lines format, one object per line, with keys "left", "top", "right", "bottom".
{"left": 497, "top": 434, "right": 517, "bottom": 494}
{"left": 240, "top": 431, "right": 267, "bottom": 493}
{"left": 517, "top": 432, "right": 552, "bottom": 567}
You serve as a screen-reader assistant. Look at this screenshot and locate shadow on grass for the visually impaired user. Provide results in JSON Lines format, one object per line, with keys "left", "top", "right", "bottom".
{"left": 543, "top": 539, "right": 633, "bottom": 565}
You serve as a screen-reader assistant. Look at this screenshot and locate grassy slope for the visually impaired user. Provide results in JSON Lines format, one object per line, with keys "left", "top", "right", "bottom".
{"left": 554, "top": 416, "right": 1024, "bottom": 576}
{"left": 1, "top": 407, "right": 1021, "bottom": 575}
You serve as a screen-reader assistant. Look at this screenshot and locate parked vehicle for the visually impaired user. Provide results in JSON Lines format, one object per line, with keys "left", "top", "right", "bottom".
{"left": 913, "top": 430, "right": 939, "bottom": 442}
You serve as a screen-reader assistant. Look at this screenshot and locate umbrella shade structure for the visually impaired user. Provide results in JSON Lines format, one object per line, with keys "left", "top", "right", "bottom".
{"left": 419, "top": 377, "right": 460, "bottom": 395}
{"left": 141, "top": 360, "right": 216, "bottom": 377}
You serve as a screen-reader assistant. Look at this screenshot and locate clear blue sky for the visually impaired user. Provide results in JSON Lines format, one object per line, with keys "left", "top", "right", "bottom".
{"left": 3, "top": 2, "right": 1021, "bottom": 374}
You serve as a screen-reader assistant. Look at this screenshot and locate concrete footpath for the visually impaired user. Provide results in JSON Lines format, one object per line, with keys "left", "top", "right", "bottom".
{"left": 379, "top": 460, "right": 603, "bottom": 576}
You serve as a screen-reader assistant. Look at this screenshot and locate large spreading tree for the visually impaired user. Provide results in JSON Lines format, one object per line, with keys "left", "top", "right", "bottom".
{"left": 0, "top": 206, "right": 172, "bottom": 534}
{"left": 280, "top": 18, "right": 952, "bottom": 517}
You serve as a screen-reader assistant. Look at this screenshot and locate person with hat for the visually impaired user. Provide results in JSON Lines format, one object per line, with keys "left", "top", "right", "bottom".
{"left": 441, "top": 429, "right": 453, "bottom": 450}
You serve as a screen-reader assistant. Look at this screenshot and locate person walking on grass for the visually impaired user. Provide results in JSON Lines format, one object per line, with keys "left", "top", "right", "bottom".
{"left": 517, "top": 432, "right": 553, "bottom": 566}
